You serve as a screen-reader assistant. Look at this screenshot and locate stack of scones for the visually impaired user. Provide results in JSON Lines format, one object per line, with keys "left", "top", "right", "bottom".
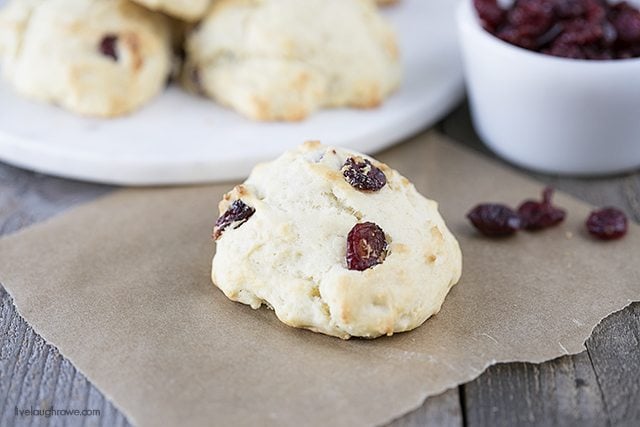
{"left": 0, "top": 0, "right": 402, "bottom": 120}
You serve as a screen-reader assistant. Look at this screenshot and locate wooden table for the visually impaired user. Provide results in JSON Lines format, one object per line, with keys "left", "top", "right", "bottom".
{"left": 1, "top": 103, "right": 638, "bottom": 426}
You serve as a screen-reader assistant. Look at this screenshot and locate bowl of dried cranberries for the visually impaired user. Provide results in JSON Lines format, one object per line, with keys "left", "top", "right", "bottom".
{"left": 457, "top": 0, "right": 640, "bottom": 175}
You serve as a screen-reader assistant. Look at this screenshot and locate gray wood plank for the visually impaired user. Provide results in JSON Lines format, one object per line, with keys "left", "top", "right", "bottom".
{"left": 30, "top": 345, "right": 62, "bottom": 427}
{"left": 14, "top": 331, "right": 48, "bottom": 421}
{"left": 586, "top": 304, "right": 640, "bottom": 426}
{"left": 386, "top": 388, "right": 463, "bottom": 427}
{"left": 49, "top": 359, "right": 75, "bottom": 427}
{"left": 1, "top": 323, "right": 35, "bottom": 425}
{"left": 463, "top": 353, "right": 609, "bottom": 427}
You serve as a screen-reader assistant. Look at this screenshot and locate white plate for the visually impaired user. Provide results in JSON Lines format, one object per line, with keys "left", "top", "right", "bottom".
{"left": 0, "top": 0, "right": 463, "bottom": 185}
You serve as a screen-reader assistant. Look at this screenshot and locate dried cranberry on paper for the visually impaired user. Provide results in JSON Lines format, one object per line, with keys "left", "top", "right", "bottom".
{"left": 586, "top": 207, "right": 628, "bottom": 240}
{"left": 213, "top": 200, "right": 256, "bottom": 240}
{"left": 517, "top": 187, "right": 566, "bottom": 230}
{"left": 346, "top": 222, "right": 388, "bottom": 271}
{"left": 467, "top": 204, "right": 522, "bottom": 237}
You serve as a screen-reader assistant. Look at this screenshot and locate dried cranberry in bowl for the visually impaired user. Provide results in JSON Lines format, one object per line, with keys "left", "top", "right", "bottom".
{"left": 474, "top": 0, "right": 640, "bottom": 60}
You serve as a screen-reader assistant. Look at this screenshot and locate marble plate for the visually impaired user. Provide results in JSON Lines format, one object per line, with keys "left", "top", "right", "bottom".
{"left": 0, "top": 0, "right": 464, "bottom": 185}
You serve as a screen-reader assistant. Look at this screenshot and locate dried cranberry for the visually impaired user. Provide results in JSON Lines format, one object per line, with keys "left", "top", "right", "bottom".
{"left": 346, "top": 222, "right": 388, "bottom": 271}
{"left": 213, "top": 200, "right": 255, "bottom": 240}
{"left": 517, "top": 187, "right": 567, "bottom": 230}
{"left": 586, "top": 207, "right": 628, "bottom": 240}
{"left": 498, "top": 27, "right": 538, "bottom": 49}
{"left": 537, "top": 23, "right": 565, "bottom": 47}
{"left": 342, "top": 157, "right": 387, "bottom": 192}
{"left": 583, "top": 44, "right": 614, "bottom": 60}
{"left": 474, "top": 0, "right": 506, "bottom": 31}
{"left": 507, "top": 0, "right": 555, "bottom": 38}
{"left": 583, "top": 0, "right": 607, "bottom": 24}
{"left": 474, "top": 0, "right": 640, "bottom": 59}
{"left": 99, "top": 35, "right": 119, "bottom": 61}
{"left": 610, "top": 3, "right": 640, "bottom": 44}
{"left": 557, "top": 19, "right": 605, "bottom": 45}
{"left": 544, "top": 40, "right": 586, "bottom": 58}
{"left": 554, "top": 0, "right": 586, "bottom": 19}
{"left": 467, "top": 204, "right": 522, "bottom": 237}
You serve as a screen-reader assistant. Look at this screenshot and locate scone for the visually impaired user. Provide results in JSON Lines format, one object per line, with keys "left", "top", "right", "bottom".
{"left": 211, "top": 142, "right": 462, "bottom": 339}
{"left": 184, "top": 0, "right": 401, "bottom": 121}
{"left": 130, "top": 0, "right": 210, "bottom": 22}
{"left": 0, "top": 0, "right": 172, "bottom": 117}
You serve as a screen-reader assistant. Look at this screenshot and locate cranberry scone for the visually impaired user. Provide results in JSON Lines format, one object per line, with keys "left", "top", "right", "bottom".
{"left": 211, "top": 142, "right": 462, "bottom": 339}
{"left": 0, "top": 0, "right": 171, "bottom": 117}
{"left": 184, "top": 0, "right": 401, "bottom": 121}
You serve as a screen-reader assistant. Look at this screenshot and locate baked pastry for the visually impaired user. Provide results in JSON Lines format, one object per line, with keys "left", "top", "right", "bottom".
{"left": 211, "top": 142, "right": 462, "bottom": 339}
{"left": 0, "top": 0, "right": 172, "bottom": 117}
{"left": 184, "top": 0, "right": 401, "bottom": 121}
{"left": 130, "top": 0, "right": 211, "bottom": 22}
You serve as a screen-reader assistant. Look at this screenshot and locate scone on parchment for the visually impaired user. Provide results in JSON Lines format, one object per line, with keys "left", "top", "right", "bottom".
{"left": 0, "top": 0, "right": 172, "bottom": 117}
{"left": 184, "top": 0, "right": 401, "bottom": 121}
{"left": 211, "top": 142, "right": 462, "bottom": 339}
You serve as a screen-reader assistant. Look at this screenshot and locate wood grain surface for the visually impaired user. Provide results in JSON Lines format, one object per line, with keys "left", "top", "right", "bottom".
{"left": 1, "top": 104, "right": 638, "bottom": 426}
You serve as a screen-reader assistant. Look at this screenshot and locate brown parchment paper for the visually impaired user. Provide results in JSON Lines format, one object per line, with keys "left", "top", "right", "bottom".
{"left": 0, "top": 132, "right": 639, "bottom": 427}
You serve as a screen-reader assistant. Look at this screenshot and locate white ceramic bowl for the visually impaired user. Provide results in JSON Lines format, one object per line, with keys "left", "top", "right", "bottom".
{"left": 457, "top": 0, "right": 640, "bottom": 175}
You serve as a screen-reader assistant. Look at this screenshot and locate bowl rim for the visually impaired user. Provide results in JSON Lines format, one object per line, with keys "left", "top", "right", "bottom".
{"left": 457, "top": 0, "right": 640, "bottom": 67}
